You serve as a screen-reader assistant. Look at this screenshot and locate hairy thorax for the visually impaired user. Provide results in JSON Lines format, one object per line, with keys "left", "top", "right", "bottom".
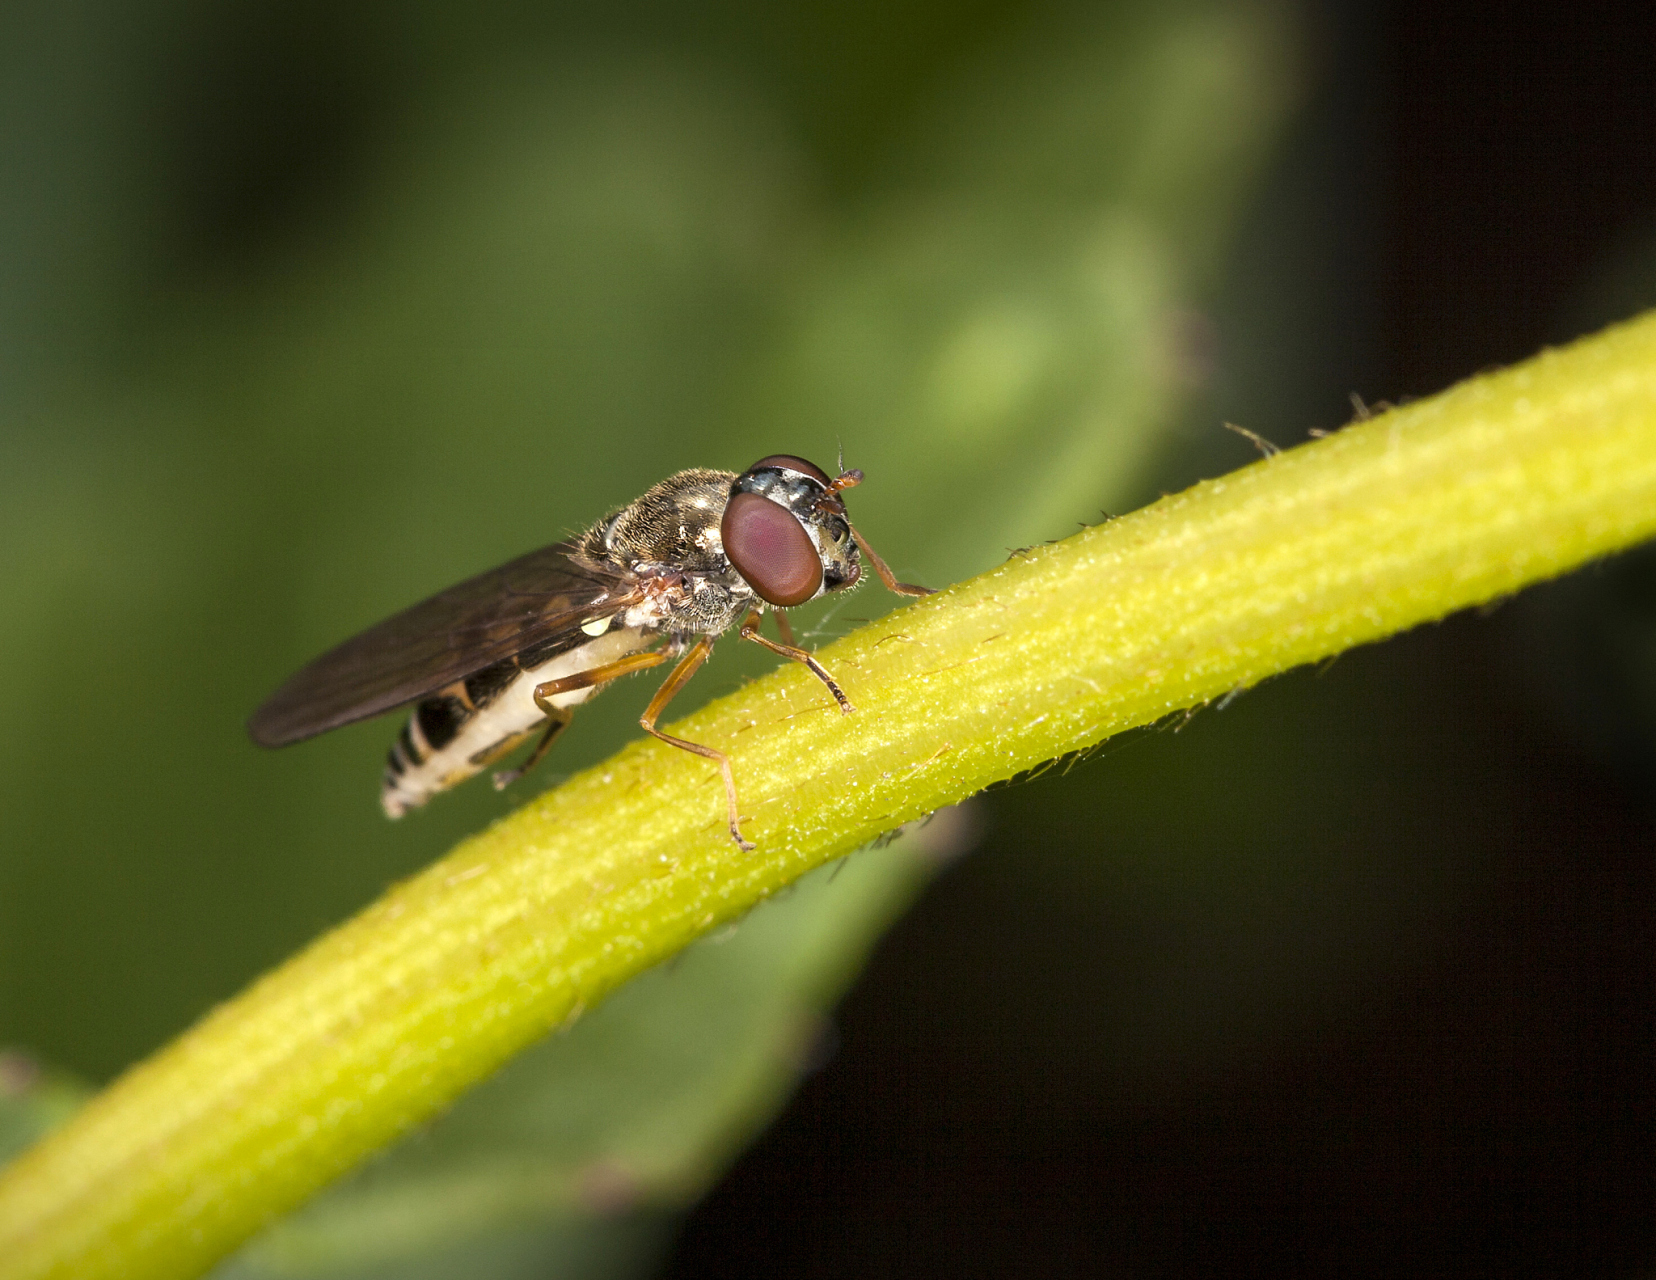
{"left": 578, "top": 468, "right": 755, "bottom": 638}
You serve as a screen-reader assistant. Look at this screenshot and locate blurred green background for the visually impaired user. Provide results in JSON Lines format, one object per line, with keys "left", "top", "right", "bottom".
{"left": 2, "top": 0, "right": 1653, "bottom": 1276}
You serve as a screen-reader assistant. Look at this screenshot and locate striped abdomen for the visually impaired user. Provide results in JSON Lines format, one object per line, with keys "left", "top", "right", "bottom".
{"left": 381, "top": 624, "right": 651, "bottom": 817}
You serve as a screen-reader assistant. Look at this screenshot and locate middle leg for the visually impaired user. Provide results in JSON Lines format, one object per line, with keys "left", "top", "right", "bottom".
{"left": 638, "top": 636, "right": 754, "bottom": 852}
{"left": 740, "top": 608, "right": 853, "bottom": 714}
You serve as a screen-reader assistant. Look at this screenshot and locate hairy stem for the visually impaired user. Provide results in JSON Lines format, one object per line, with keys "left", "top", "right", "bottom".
{"left": 5, "top": 312, "right": 1656, "bottom": 1280}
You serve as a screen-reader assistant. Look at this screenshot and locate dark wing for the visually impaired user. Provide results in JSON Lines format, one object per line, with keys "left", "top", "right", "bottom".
{"left": 248, "top": 540, "right": 643, "bottom": 747}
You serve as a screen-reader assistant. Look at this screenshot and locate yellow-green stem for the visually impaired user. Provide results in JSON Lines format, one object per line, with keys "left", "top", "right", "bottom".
{"left": 5, "top": 312, "right": 1656, "bottom": 1280}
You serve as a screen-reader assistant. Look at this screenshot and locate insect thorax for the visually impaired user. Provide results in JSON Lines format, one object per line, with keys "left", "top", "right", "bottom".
{"left": 578, "top": 468, "right": 754, "bottom": 636}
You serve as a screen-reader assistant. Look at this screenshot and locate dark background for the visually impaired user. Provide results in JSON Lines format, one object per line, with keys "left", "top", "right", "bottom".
{"left": 672, "top": 1, "right": 1656, "bottom": 1276}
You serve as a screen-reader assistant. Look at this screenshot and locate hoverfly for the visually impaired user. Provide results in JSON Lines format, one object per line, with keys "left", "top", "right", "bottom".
{"left": 248, "top": 455, "right": 930, "bottom": 850}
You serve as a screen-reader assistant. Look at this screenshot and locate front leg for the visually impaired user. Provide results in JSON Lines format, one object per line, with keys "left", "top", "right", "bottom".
{"left": 850, "top": 527, "right": 934, "bottom": 597}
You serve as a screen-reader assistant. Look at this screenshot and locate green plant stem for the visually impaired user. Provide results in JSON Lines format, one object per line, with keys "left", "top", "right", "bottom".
{"left": 5, "top": 312, "right": 1656, "bottom": 1280}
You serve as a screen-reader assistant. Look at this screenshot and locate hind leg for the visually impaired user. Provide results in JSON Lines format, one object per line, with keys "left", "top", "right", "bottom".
{"left": 492, "top": 706, "right": 573, "bottom": 789}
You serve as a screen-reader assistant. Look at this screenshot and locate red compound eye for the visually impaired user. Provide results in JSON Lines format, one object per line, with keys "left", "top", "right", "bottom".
{"left": 722, "top": 492, "right": 823, "bottom": 607}
{"left": 742, "top": 455, "right": 832, "bottom": 487}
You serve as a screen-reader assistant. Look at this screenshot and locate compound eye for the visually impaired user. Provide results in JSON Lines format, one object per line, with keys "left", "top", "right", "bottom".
{"left": 722, "top": 492, "right": 823, "bottom": 607}
{"left": 742, "top": 454, "right": 832, "bottom": 487}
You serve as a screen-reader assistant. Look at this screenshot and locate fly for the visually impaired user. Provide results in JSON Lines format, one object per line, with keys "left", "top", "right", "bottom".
{"left": 248, "top": 455, "right": 931, "bottom": 850}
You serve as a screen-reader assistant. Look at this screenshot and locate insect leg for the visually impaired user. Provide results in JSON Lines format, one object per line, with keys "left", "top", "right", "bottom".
{"left": 739, "top": 608, "right": 853, "bottom": 714}
{"left": 850, "top": 527, "right": 934, "bottom": 597}
{"left": 772, "top": 608, "right": 797, "bottom": 649}
{"left": 493, "top": 650, "right": 672, "bottom": 790}
{"left": 829, "top": 467, "right": 931, "bottom": 598}
{"left": 529, "top": 649, "right": 669, "bottom": 715}
{"left": 638, "top": 637, "right": 754, "bottom": 852}
{"left": 492, "top": 706, "right": 573, "bottom": 790}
